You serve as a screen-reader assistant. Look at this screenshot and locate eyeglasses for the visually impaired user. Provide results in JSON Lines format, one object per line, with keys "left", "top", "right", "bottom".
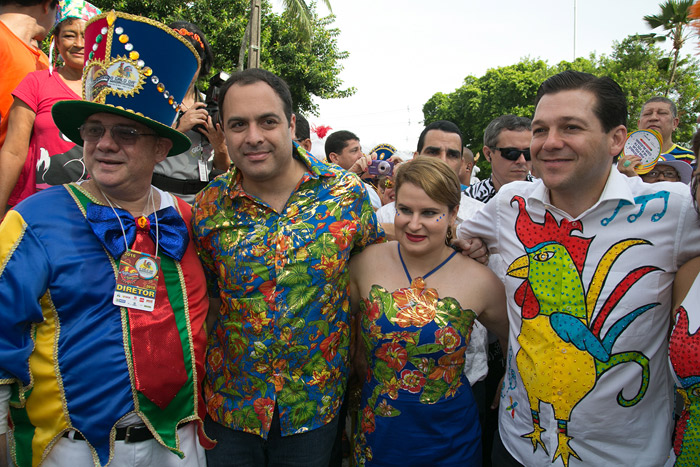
{"left": 642, "top": 168, "right": 679, "bottom": 180}
{"left": 493, "top": 147, "right": 531, "bottom": 161}
{"left": 380, "top": 178, "right": 394, "bottom": 189}
{"left": 79, "top": 123, "right": 158, "bottom": 145}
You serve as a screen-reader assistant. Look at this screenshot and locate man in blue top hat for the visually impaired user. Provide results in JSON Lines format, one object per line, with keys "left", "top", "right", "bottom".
{"left": 0, "top": 11, "right": 214, "bottom": 467}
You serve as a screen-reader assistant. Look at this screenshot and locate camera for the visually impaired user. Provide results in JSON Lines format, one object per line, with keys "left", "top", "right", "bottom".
{"left": 192, "top": 71, "right": 231, "bottom": 135}
{"left": 368, "top": 159, "right": 394, "bottom": 177}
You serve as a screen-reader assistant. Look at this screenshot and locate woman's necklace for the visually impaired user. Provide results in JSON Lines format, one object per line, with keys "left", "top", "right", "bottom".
{"left": 397, "top": 243, "right": 458, "bottom": 284}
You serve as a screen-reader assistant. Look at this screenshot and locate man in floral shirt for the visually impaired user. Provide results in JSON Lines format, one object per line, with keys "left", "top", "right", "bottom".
{"left": 192, "top": 68, "right": 383, "bottom": 466}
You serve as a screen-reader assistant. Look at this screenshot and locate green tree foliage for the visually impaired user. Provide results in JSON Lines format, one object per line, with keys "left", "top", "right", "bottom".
{"left": 276, "top": 0, "right": 332, "bottom": 42}
{"left": 85, "top": 0, "right": 354, "bottom": 114}
{"left": 423, "top": 35, "right": 700, "bottom": 180}
{"left": 643, "top": 0, "right": 695, "bottom": 94}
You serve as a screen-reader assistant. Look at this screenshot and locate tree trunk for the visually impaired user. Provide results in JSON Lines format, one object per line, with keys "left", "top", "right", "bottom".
{"left": 666, "top": 46, "right": 681, "bottom": 96}
{"left": 247, "top": 0, "right": 262, "bottom": 69}
{"left": 237, "top": 21, "right": 249, "bottom": 71}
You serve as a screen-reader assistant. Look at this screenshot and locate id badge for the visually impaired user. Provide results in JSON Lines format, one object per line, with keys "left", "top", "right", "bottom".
{"left": 113, "top": 250, "right": 160, "bottom": 311}
{"left": 198, "top": 159, "right": 208, "bottom": 182}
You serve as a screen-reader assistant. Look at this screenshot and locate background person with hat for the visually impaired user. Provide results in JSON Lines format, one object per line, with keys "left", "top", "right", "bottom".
{"left": 0, "top": 0, "right": 101, "bottom": 218}
{"left": 0, "top": 11, "right": 214, "bottom": 466}
{"left": 639, "top": 153, "right": 693, "bottom": 184}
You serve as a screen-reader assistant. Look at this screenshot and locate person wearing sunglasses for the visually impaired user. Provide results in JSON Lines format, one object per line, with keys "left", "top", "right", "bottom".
{"left": 0, "top": 13, "right": 215, "bottom": 466}
{"left": 464, "top": 115, "right": 533, "bottom": 204}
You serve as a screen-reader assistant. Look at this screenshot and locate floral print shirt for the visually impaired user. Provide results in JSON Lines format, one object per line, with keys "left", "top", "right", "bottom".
{"left": 192, "top": 146, "right": 383, "bottom": 438}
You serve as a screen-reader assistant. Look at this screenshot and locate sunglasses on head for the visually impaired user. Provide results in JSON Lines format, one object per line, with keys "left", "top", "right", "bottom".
{"left": 494, "top": 147, "right": 531, "bottom": 161}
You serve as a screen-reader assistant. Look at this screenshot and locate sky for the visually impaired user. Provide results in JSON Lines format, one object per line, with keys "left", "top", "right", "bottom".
{"left": 292, "top": 0, "right": 689, "bottom": 156}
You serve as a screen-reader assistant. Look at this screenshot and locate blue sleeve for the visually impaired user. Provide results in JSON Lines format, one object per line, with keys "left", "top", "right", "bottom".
{"left": 0, "top": 210, "right": 51, "bottom": 385}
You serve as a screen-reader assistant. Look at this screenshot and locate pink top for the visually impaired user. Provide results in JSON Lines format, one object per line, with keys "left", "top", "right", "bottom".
{"left": 9, "top": 69, "right": 83, "bottom": 206}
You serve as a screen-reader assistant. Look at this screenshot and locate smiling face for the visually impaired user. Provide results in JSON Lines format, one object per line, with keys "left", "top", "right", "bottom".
{"left": 83, "top": 112, "right": 170, "bottom": 196}
{"left": 531, "top": 89, "right": 626, "bottom": 213}
{"left": 394, "top": 181, "right": 457, "bottom": 256}
{"left": 56, "top": 18, "right": 86, "bottom": 70}
{"left": 220, "top": 81, "right": 296, "bottom": 192}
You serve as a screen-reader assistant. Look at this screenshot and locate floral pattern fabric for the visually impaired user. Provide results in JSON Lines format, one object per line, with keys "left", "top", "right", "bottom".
{"left": 192, "top": 145, "right": 383, "bottom": 438}
{"left": 354, "top": 278, "right": 481, "bottom": 466}
{"left": 669, "top": 274, "right": 700, "bottom": 466}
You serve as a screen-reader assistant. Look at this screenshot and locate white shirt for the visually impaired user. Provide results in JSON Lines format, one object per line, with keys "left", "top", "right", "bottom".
{"left": 364, "top": 182, "right": 382, "bottom": 210}
{"left": 376, "top": 192, "right": 489, "bottom": 385}
{"left": 458, "top": 167, "right": 700, "bottom": 466}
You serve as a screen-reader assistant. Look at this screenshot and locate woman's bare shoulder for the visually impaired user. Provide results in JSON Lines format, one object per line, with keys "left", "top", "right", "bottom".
{"left": 674, "top": 256, "right": 700, "bottom": 310}
{"left": 351, "top": 241, "right": 395, "bottom": 269}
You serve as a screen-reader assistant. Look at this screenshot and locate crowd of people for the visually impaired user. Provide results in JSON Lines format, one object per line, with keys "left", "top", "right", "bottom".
{"left": 1, "top": 1, "right": 700, "bottom": 467}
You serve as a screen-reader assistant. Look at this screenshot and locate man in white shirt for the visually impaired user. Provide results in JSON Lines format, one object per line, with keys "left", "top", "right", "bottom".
{"left": 458, "top": 70, "right": 700, "bottom": 467}
{"left": 375, "top": 120, "right": 484, "bottom": 227}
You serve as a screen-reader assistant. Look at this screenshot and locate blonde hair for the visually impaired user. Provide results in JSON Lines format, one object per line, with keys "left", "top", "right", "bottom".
{"left": 394, "top": 157, "right": 460, "bottom": 212}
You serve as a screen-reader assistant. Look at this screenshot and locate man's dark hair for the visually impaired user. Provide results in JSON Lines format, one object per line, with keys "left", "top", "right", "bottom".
{"left": 0, "top": 0, "right": 58, "bottom": 7}
{"left": 483, "top": 115, "right": 532, "bottom": 148}
{"left": 169, "top": 21, "right": 214, "bottom": 79}
{"left": 535, "top": 70, "right": 627, "bottom": 132}
{"left": 218, "top": 68, "right": 293, "bottom": 124}
{"left": 641, "top": 96, "right": 678, "bottom": 118}
{"left": 417, "top": 120, "right": 463, "bottom": 154}
{"left": 295, "top": 113, "right": 310, "bottom": 141}
{"left": 325, "top": 130, "right": 359, "bottom": 162}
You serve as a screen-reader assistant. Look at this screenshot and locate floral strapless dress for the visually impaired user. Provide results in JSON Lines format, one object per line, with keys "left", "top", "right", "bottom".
{"left": 669, "top": 274, "right": 700, "bottom": 466}
{"left": 353, "top": 277, "right": 481, "bottom": 466}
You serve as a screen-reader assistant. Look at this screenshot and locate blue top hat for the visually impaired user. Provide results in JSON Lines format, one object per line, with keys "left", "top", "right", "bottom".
{"left": 52, "top": 11, "right": 200, "bottom": 155}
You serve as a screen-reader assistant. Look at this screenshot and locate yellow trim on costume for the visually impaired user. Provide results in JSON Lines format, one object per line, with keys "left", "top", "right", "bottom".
{"left": 0, "top": 211, "right": 33, "bottom": 397}
{"left": 0, "top": 210, "right": 27, "bottom": 277}
{"left": 26, "top": 294, "right": 69, "bottom": 466}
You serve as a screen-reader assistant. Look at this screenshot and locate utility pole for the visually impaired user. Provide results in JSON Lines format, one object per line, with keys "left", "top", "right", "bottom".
{"left": 573, "top": 0, "right": 577, "bottom": 60}
{"left": 247, "top": 0, "right": 262, "bottom": 68}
